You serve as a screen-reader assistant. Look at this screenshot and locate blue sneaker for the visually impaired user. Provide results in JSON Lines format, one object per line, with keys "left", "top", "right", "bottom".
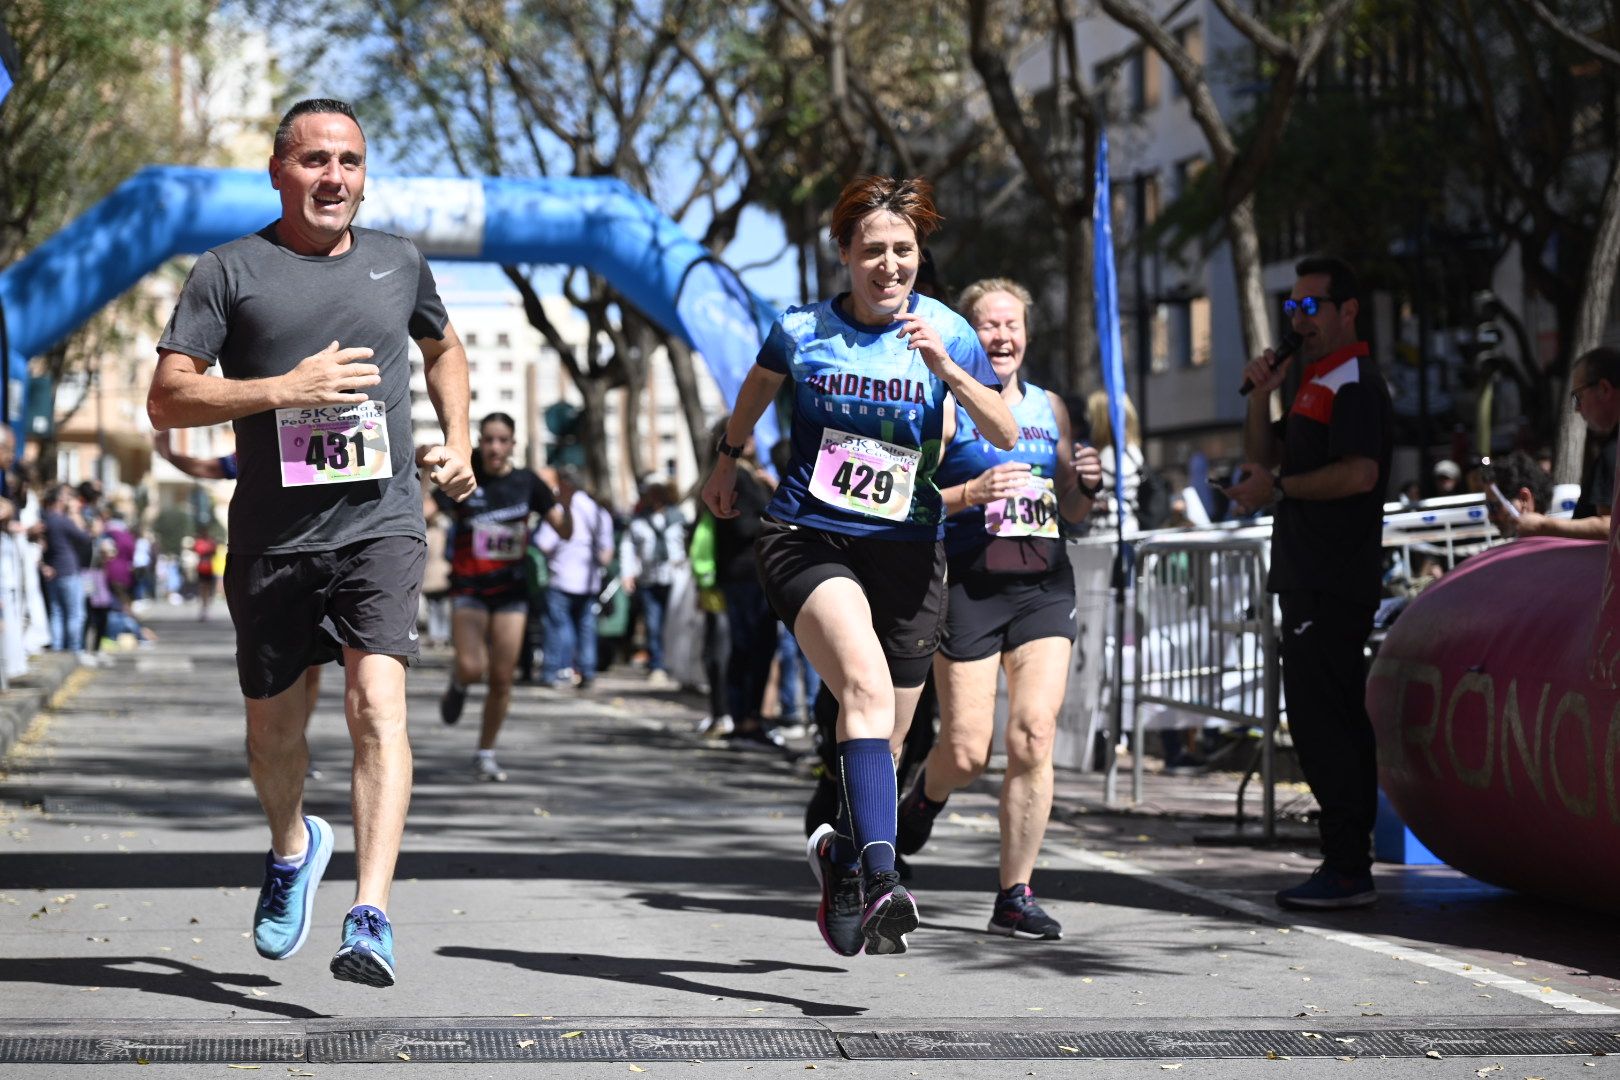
{"left": 1275, "top": 866, "right": 1377, "bottom": 911}
{"left": 252, "top": 815, "right": 333, "bottom": 960}
{"left": 330, "top": 904, "right": 396, "bottom": 987}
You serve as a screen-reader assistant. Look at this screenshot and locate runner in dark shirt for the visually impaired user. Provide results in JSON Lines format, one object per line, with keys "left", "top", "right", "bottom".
{"left": 434, "top": 412, "right": 571, "bottom": 781}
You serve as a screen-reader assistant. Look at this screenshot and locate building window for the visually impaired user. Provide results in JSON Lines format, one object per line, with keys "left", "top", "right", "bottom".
{"left": 1189, "top": 297, "right": 1212, "bottom": 367}
{"left": 468, "top": 360, "right": 479, "bottom": 373}
{"left": 1128, "top": 48, "right": 1161, "bottom": 113}
{"left": 1172, "top": 23, "right": 1203, "bottom": 101}
{"left": 497, "top": 332, "right": 511, "bottom": 347}
{"left": 464, "top": 332, "right": 478, "bottom": 347}
{"left": 499, "top": 389, "right": 515, "bottom": 402}
{"left": 1151, "top": 303, "right": 1172, "bottom": 374}
{"left": 470, "top": 389, "right": 479, "bottom": 402}
{"left": 1174, "top": 156, "right": 1207, "bottom": 198}
{"left": 499, "top": 360, "right": 514, "bottom": 373}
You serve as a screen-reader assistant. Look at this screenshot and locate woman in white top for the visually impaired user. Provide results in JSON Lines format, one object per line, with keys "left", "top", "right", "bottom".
{"left": 1085, "top": 390, "right": 1144, "bottom": 538}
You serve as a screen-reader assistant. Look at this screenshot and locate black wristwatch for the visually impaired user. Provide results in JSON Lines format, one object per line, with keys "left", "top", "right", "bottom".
{"left": 1079, "top": 477, "right": 1104, "bottom": 499}
{"left": 714, "top": 433, "right": 743, "bottom": 460}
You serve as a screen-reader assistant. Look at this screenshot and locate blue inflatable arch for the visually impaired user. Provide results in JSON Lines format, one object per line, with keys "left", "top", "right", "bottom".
{"left": 0, "top": 166, "right": 780, "bottom": 448}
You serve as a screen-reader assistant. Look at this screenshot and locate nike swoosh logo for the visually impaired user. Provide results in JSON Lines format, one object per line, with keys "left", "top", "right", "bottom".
{"left": 370, "top": 267, "right": 400, "bottom": 280}
{"left": 407, "top": 630, "right": 419, "bottom": 641}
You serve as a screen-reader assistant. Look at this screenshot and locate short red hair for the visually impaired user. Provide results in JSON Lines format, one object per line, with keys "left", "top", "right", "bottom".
{"left": 828, "top": 175, "right": 944, "bottom": 250}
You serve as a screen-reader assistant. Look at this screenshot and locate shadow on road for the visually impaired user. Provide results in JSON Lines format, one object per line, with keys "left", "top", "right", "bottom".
{"left": 437, "top": 945, "right": 864, "bottom": 1016}
{"left": 0, "top": 956, "right": 324, "bottom": 1018}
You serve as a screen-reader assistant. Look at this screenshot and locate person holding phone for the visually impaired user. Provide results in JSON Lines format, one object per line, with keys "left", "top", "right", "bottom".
{"left": 893, "top": 278, "right": 1101, "bottom": 940}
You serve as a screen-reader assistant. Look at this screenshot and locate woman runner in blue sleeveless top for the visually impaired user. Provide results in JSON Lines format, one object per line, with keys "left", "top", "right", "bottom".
{"left": 893, "top": 279, "right": 1103, "bottom": 942}
{"left": 702, "top": 177, "right": 1016, "bottom": 958}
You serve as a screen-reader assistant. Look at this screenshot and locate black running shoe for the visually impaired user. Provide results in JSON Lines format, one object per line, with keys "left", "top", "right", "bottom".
{"left": 988, "top": 883, "right": 1062, "bottom": 940}
{"left": 896, "top": 774, "right": 938, "bottom": 857}
{"left": 861, "top": 870, "right": 919, "bottom": 956}
{"left": 805, "top": 823, "right": 863, "bottom": 957}
{"left": 439, "top": 681, "right": 466, "bottom": 726}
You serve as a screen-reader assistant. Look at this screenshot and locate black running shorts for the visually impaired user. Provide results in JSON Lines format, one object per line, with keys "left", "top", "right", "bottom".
{"left": 755, "top": 516, "right": 946, "bottom": 688}
{"left": 938, "top": 566, "right": 1076, "bottom": 663}
{"left": 224, "top": 534, "right": 427, "bottom": 699}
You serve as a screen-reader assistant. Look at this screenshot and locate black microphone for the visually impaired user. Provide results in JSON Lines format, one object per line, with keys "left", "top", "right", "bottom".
{"left": 1239, "top": 330, "right": 1304, "bottom": 396}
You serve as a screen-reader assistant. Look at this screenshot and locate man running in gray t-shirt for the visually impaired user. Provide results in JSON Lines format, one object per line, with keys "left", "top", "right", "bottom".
{"left": 147, "top": 98, "right": 476, "bottom": 989}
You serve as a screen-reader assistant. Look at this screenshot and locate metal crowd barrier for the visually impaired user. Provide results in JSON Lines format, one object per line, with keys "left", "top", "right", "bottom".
{"left": 1123, "top": 529, "right": 1280, "bottom": 836}
{"left": 1110, "top": 493, "right": 1505, "bottom": 840}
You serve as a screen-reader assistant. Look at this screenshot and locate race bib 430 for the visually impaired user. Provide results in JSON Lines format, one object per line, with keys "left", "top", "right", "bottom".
{"left": 277, "top": 402, "right": 393, "bottom": 487}
{"left": 807, "top": 427, "right": 919, "bottom": 521}
{"left": 985, "top": 477, "right": 1059, "bottom": 538}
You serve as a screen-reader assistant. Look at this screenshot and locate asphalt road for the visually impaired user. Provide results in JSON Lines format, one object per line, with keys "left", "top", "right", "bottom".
{"left": 1, "top": 605, "right": 1615, "bottom": 1078}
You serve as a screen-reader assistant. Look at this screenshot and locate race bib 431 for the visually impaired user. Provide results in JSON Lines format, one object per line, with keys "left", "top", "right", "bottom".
{"left": 277, "top": 402, "right": 393, "bottom": 487}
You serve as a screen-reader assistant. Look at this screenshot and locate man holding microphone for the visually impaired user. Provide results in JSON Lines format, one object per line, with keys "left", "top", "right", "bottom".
{"left": 1225, "top": 257, "right": 1393, "bottom": 910}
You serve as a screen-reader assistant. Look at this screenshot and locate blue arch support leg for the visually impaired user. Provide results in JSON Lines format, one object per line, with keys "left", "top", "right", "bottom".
{"left": 0, "top": 167, "right": 782, "bottom": 455}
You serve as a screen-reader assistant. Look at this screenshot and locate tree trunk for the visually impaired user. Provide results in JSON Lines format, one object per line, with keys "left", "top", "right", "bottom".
{"left": 1557, "top": 153, "right": 1620, "bottom": 485}
{"left": 1063, "top": 217, "right": 1100, "bottom": 398}
{"left": 1226, "top": 194, "right": 1273, "bottom": 368}
{"left": 664, "top": 335, "right": 712, "bottom": 484}
{"left": 578, "top": 377, "right": 611, "bottom": 501}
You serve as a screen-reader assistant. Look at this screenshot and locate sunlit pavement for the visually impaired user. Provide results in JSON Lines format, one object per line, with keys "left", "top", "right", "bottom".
{"left": 1, "top": 604, "right": 1615, "bottom": 1079}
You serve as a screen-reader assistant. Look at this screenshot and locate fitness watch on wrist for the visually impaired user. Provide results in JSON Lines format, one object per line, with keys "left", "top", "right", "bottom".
{"left": 714, "top": 434, "right": 743, "bottom": 460}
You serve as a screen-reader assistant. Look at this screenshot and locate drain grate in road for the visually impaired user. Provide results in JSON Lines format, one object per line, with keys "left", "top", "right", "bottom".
{"left": 3, "top": 1021, "right": 1618, "bottom": 1063}
{"left": 0, "top": 1032, "right": 304, "bottom": 1065}
{"left": 838, "top": 1027, "right": 1620, "bottom": 1060}
{"left": 310, "top": 1024, "right": 840, "bottom": 1062}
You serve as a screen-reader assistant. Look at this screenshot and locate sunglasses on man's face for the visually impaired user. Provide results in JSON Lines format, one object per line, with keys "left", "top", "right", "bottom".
{"left": 1283, "top": 296, "right": 1339, "bottom": 318}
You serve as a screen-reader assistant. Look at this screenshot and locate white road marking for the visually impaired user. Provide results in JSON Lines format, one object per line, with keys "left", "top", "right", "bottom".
{"left": 1046, "top": 841, "right": 1620, "bottom": 1016}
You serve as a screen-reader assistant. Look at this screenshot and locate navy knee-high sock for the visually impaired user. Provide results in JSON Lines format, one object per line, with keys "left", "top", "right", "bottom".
{"left": 835, "top": 738, "right": 897, "bottom": 878}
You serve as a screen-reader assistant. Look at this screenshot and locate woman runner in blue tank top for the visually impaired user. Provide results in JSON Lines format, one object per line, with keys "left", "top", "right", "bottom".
{"left": 702, "top": 177, "right": 1016, "bottom": 959}
{"left": 893, "top": 279, "right": 1103, "bottom": 942}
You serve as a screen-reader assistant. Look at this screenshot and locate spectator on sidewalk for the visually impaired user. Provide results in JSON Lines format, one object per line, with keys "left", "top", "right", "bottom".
{"left": 536, "top": 467, "right": 615, "bottom": 690}
{"left": 1516, "top": 349, "right": 1618, "bottom": 542}
{"left": 1226, "top": 256, "right": 1393, "bottom": 912}
{"left": 39, "top": 484, "right": 94, "bottom": 659}
{"left": 619, "top": 474, "right": 687, "bottom": 686}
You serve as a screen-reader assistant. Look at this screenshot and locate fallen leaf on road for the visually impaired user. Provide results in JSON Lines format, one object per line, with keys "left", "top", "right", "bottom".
{"left": 1426, "top": 1050, "right": 1443, "bottom": 1059}
{"left": 1058, "top": 1046, "right": 1079, "bottom": 1053}
{"left": 561, "top": 1031, "right": 583, "bottom": 1039}
{"left": 1334, "top": 1038, "right": 1356, "bottom": 1045}
{"left": 287, "top": 1071, "right": 316, "bottom": 1077}
{"left": 1511, "top": 960, "right": 1528, "bottom": 967}
{"left": 1300, "top": 1033, "right": 1321, "bottom": 1040}
{"left": 396, "top": 1052, "right": 409, "bottom": 1061}
{"left": 226, "top": 1067, "right": 260, "bottom": 1071}
{"left": 630, "top": 1067, "right": 645, "bottom": 1073}
{"left": 1264, "top": 1051, "right": 1289, "bottom": 1060}
{"left": 251, "top": 989, "right": 268, "bottom": 998}
{"left": 1160, "top": 1065, "right": 1182, "bottom": 1071}
{"left": 1475, "top": 1068, "right": 1501, "bottom": 1078}
{"left": 518, "top": 1040, "right": 536, "bottom": 1049}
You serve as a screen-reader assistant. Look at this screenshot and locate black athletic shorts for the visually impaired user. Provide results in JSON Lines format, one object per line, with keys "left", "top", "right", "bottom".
{"left": 224, "top": 534, "right": 426, "bottom": 699}
{"left": 938, "top": 565, "right": 1076, "bottom": 663}
{"left": 755, "top": 516, "right": 946, "bottom": 686}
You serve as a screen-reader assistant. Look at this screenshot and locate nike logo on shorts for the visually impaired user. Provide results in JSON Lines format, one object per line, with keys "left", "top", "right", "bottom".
{"left": 408, "top": 629, "right": 419, "bottom": 641}
{"left": 370, "top": 267, "right": 401, "bottom": 280}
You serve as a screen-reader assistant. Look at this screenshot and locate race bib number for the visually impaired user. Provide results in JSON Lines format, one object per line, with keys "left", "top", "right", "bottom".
{"left": 473, "top": 521, "right": 524, "bottom": 562}
{"left": 277, "top": 402, "right": 393, "bottom": 487}
{"left": 985, "top": 477, "right": 1059, "bottom": 538}
{"left": 807, "top": 428, "right": 919, "bottom": 521}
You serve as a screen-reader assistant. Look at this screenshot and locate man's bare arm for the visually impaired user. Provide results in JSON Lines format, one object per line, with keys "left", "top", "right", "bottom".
{"left": 146, "top": 343, "right": 379, "bottom": 431}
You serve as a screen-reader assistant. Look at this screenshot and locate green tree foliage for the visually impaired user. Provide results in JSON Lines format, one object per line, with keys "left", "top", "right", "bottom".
{"left": 0, "top": 0, "right": 213, "bottom": 268}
